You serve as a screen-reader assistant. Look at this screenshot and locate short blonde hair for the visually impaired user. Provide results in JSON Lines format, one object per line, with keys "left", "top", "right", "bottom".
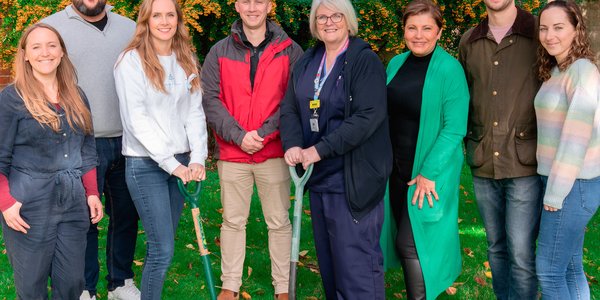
{"left": 309, "top": 0, "right": 358, "bottom": 40}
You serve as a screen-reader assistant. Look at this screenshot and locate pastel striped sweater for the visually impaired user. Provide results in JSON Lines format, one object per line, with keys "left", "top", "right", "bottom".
{"left": 535, "top": 58, "right": 600, "bottom": 209}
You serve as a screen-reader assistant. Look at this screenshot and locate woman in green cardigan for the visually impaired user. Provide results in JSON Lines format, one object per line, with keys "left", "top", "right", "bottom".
{"left": 382, "top": 0, "right": 469, "bottom": 299}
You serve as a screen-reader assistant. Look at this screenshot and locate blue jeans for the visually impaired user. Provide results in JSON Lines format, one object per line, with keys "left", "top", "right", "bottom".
{"left": 125, "top": 155, "right": 187, "bottom": 300}
{"left": 537, "top": 176, "right": 600, "bottom": 300}
{"left": 472, "top": 175, "right": 542, "bottom": 300}
{"left": 85, "top": 137, "right": 139, "bottom": 294}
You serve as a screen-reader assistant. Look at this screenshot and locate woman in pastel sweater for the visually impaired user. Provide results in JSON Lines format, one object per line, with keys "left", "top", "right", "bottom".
{"left": 381, "top": 1, "right": 469, "bottom": 299}
{"left": 114, "top": 0, "right": 207, "bottom": 298}
{"left": 535, "top": 1, "right": 600, "bottom": 299}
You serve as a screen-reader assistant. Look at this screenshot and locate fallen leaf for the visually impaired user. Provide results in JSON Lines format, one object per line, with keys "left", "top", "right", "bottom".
{"left": 133, "top": 260, "right": 144, "bottom": 266}
{"left": 474, "top": 276, "right": 487, "bottom": 286}
{"left": 173, "top": 279, "right": 179, "bottom": 284}
{"left": 463, "top": 248, "right": 474, "bottom": 258}
{"left": 290, "top": 195, "right": 295, "bottom": 200}
{"left": 459, "top": 185, "right": 464, "bottom": 190}
{"left": 465, "top": 199, "right": 473, "bottom": 204}
{"left": 241, "top": 291, "right": 251, "bottom": 299}
{"left": 247, "top": 266, "right": 253, "bottom": 278}
{"left": 305, "top": 263, "right": 320, "bottom": 274}
{"left": 446, "top": 287, "right": 457, "bottom": 295}
{"left": 1, "top": 249, "right": 6, "bottom": 255}
{"left": 297, "top": 261, "right": 304, "bottom": 267}
{"left": 304, "top": 209, "right": 311, "bottom": 216}
{"left": 306, "top": 297, "right": 318, "bottom": 300}
{"left": 201, "top": 285, "right": 205, "bottom": 290}
{"left": 584, "top": 248, "right": 588, "bottom": 253}
{"left": 471, "top": 217, "right": 477, "bottom": 223}
{"left": 458, "top": 218, "right": 463, "bottom": 223}
{"left": 485, "top": 271, "right": 492, "bottom": 279}
{"left": 137, "top": 230, "right": 145, "bottom": 234}
{"left": 97, "top": 226, "right": 104, "bottom": 230}
{"left": 186, "top": 244, "right": 195, "bottom": 250}
{"left": 214, "top": 237, "right": 221, "bottom": 247}
{"left": 483, "top": 261, "right": 490, "bottom": 269}
{"left": 463, "top": 191, "right": 469, "bottom": 196}
{"left": 452, "top": 282, "right": 465, "bottom": 287}
{"left": 217, "top": 208, "right": 224, "bottom": 214}
{"left": 188, "top": 262, "right": 193, "bottom": 270}
{"left": 299, "top": 250, "right": 309, "bottom": 258}
{"left": 393, "top": 292, "right": 404, "bottom": 298}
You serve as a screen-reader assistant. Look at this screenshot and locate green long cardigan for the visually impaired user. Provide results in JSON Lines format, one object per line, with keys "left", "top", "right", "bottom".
{"left": 381, "top": 45, "right": 470, "bottom": 299}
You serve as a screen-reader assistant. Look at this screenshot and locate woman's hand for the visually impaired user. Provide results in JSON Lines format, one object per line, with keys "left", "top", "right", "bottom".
{"left": 408, "top": 174, "right": 439, "bottom": 209}
{"left": 544, "top": 204, "right": 559, "bottom": 212}
{"left": 87, "top": 195, "right": 103, "bottom": 224}
{"left": 172, "top": 165, "right": 192, "bottom": 184}
{"left": 284, "top": 147, "right": 303, "bottom": 166}
{"left": 2, "top": 202, "right": 30, "bottom": 233}
{"left": 189, "top": 163, "right": 206, "bottom": 181}
{"left": 301, "top": 146, "right": 321, "bottom": 170}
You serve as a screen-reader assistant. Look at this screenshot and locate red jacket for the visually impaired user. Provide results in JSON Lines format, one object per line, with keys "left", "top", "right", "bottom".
{"left": 201, "top": 20, "right": 303, "bottom": 163}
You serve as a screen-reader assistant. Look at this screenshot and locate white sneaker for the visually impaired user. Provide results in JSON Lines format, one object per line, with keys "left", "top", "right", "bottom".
{"left": 107, "top": 279, "right": 141, "bottom": 300}
{"left": 80, "top": 290, "right": 96, "bottom": 300}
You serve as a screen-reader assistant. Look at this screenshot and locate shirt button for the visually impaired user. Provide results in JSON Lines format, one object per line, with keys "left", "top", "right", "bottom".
{"left": 492, "top": 91, "right": 498, "bottom": 96}
{"left": 64, "top": 154, "right": 68, "bottom": 158}
{"left": 494, "top": 152, "right": 500, "bottom": 157}
{"left": 63, "top": 133, "right": 67, "bottom": 136}
{"left": 509, "top": 39, "right": 513, "bottom": 43}
{"left": 520, "top": 132, "right": 525, "bottom": 137}
{"left": 493, "top": 121, "right": 498, "bottom": 126}
{"left": 494, "top": 61, "right": 499, "bottom": 66}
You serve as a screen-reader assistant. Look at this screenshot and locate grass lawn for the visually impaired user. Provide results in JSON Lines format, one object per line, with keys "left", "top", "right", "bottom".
{"left": 0, "top": 161, "right": 598, "bottom": 299}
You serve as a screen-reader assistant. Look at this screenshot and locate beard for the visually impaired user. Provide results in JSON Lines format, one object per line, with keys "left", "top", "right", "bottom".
{"left": 73, "top": 0, "right": 106, "bottom": 17}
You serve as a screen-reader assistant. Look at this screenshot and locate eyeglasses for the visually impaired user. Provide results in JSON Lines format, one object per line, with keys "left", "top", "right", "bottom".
{"left": 316, "top": 13, "right": 344, "bottom": 25}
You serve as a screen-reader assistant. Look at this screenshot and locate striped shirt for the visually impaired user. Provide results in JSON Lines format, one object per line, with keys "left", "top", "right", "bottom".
{"left": 535, "top": 58, "right": 600, "bottom": 209}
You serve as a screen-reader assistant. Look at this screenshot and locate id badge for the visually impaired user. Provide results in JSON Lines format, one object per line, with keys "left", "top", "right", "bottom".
{"left": 310, "top": 114, "right": 319, "bottom": 132}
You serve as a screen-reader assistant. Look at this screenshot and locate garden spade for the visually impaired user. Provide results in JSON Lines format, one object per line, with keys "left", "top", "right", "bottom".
{"left": 177, "top": 179, "right": 217, "bottom": 300}
{"left": 288, "top": 164, "right": 313, "bottom": 300}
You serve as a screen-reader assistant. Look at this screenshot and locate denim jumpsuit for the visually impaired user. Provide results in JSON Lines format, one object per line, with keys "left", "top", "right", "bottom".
{"left": 0, "top": 85, "right": 97, "bottom": 299}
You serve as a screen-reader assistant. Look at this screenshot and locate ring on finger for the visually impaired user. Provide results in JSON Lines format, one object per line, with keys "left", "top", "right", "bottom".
{"left": 427, "top": 192, "right": 432, "bottom": 196}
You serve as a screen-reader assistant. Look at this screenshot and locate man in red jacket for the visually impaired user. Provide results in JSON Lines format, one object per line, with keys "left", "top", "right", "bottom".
{"left": 201, "top": 1, "right": 302, "bottom": 299}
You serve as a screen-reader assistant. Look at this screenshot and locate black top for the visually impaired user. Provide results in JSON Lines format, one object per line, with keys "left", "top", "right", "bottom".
{"left": 240, "top": 28, "right": 273, "bottom": 91}
{"left": 387, "top": 50, "right": 433, "bottom": 178}
{"left": 88, "top": 14, "right": 108, "bottom": 31}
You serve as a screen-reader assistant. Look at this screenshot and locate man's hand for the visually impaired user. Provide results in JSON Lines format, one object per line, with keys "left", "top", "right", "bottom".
{"left": 241, "top": 130, "right": 264, "bottom": 154}
{"left": 300, "top": 146, "right": 321, "bottom": 170}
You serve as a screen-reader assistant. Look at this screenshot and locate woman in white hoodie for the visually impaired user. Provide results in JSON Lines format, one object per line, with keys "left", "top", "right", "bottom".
{"left": 114, "top": 0, "right": 207, "bottom": 298}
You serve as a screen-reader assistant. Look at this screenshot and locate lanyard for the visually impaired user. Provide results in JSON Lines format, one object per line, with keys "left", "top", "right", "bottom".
{"left": 311, "top": 38, "right": 349, "bottom": 106}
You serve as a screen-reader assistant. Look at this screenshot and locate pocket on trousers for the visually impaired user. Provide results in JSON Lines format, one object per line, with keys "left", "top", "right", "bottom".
{"left": 578, "top": 176, "right": 600, "bottom": 214}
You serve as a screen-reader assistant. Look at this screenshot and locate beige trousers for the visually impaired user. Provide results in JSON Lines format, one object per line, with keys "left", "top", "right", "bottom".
{"left": 217, "top": 158, "right": 291, "bottom": 294}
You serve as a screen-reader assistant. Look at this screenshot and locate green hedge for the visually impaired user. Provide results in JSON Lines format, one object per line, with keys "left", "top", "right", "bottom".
{"left": 0, "top": 0, "right": 548, "bottom": 70}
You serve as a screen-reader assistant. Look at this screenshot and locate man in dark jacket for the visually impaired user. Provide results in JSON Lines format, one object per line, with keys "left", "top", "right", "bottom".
{"left": 201, "top": 1, "right": 302, "bottom": 299}
{"left": 458, "top": 0, "right": 542, "bottom": 299}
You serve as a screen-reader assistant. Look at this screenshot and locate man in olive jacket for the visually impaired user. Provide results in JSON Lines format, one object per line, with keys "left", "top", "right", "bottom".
{"left": 458, "top": 1, "right": 542, "bottom": 299}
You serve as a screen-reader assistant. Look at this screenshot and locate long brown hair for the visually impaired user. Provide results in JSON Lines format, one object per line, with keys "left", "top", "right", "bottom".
{"left": 537, "top": 0, "right": 596, "bottom": 81}
{"left": 122, "top": 0, "right": 200, "bottom": 93}
{"left": 14, "top": 23, "right": 93, "bottom": 134}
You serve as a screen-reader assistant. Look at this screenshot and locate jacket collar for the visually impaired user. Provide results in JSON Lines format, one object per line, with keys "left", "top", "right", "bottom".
{"left": 231, "top": 19, "right": 286, "bottom": 48}
{"left": 467, "top": 6, "right": 536, "bottom": 43}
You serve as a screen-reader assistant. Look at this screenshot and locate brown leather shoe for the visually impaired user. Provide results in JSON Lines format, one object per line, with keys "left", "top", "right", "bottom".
{"left": 275, "top": 293, "right": 289, "bottom": 300}
{"left": 217, "top": 289, "right": 239, "bottom": 300}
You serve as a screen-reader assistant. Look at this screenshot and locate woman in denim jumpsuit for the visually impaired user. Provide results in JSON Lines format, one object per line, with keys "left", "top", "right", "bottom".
{"left": 0, "top": 23, "right": 103, "bottom": 299}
